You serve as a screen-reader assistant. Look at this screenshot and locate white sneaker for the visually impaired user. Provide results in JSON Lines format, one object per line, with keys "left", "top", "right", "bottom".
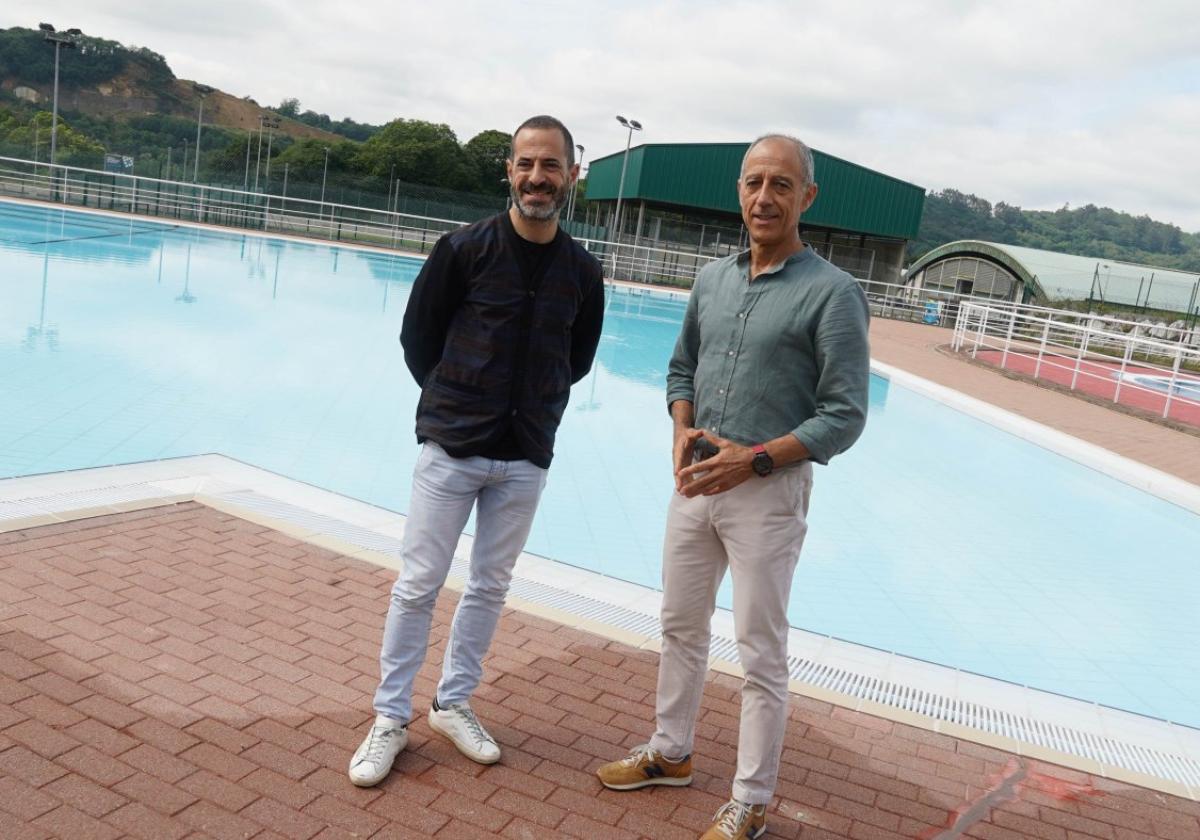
{"left": 427, "top": 701, "right": 500, "bottom": 764}
{"left": 348, "top": 715, "right": 408, "bottom": 787}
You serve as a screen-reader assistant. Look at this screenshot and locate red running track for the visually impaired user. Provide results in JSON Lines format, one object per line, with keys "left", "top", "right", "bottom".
{"left": 972, "top": 348, "right": 1200, "bottom": 427}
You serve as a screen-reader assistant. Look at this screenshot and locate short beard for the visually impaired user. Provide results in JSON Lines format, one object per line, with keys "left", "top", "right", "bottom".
{"left": 511, "top": 182, "right": 569, "bottom": 221}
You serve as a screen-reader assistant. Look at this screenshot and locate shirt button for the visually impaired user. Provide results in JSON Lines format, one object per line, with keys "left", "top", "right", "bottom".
{"left": 718, "top": 389, "right": 725, "bottom": 394}
{"left": 528, "top": 291, "right": 535, "bottom": 298}
{"left": 727, "top": 350, "right": 735, "bottom": 356}
{"left": 511, "top": 409, "right": 518, "bottom": 416}
{"left": 737, "top": 312, "right": 745, "bottom": 318}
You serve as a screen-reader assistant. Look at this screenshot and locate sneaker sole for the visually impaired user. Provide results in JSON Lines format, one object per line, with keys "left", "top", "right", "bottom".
{"left": 348, "top": 771, "right": 387, "bottom": 788}
{"left": 598, "top": 774, "right": 693, "bottom": 791}
{"left": 427, "top": 710, "right": 501, "bottom": 765}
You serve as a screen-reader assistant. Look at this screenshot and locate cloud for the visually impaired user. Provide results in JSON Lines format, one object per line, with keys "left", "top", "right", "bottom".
{"left": 3, "top": 0, "right": 1199, "bottom": 229}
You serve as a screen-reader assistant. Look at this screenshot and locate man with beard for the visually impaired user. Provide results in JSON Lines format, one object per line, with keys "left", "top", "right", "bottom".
{"left": 349, "top": 115, "right": 604, "bottom": 787}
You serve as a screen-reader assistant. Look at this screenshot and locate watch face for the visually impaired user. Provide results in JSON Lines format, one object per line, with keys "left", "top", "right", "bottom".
{"left": 752, "top": 452, "right": 773, "bottom": 476}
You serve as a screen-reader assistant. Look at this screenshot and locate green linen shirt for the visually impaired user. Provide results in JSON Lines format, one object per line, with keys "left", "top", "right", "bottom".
{"left": 666, "top": 246, "right": 870, "bottom": 465}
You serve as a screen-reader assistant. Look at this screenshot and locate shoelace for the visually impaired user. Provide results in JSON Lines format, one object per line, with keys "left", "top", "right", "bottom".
{"left": 360, "top": 725, "right": 398, "bottom": 764}
{"left": 450, "top": 705, "right": 494, "bottom": 745}
{"left": 713, "top": 800, "right": 753, "bottom": 837}
{"left": 621, "top": 744, "right": 658, "bottom": 766}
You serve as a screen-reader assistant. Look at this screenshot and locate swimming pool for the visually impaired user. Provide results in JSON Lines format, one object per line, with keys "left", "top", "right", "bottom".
{"left": 2, "top": 200, "right": 1198, "bottom": 728}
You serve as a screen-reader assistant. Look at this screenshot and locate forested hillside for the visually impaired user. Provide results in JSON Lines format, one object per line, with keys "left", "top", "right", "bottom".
{"left": 911, "top": 189, "right": 1200, "bottom": 273}
{"left": 0, "top": 27, "right": 174, "bottom": 91}
{"left": 0, "top": 25, "right": 512, "bottom": 203}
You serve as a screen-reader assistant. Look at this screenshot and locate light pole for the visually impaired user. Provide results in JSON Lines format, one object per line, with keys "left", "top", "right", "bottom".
{"left": 263, "top": 117, "right": 281, "bottom": 182}
{"left": 193, "top": 83, "right": 214, "bottom": 182}
{"left": 567, "top": 143, "right": 585, "bottom": 222}
{"left": 612, "top": 115, "right": 642, "bottom": 244}
{"left": 253, "top": 115, "right": 267, "bottom": 191}
{"left": 320, "top": 146, "right": 331, "bottom": 220}
{"left": 243, "top": 129, "right": 253, "bottom": 189}
{"left": 39, "top": 23, "right": 81, "bottom": 169}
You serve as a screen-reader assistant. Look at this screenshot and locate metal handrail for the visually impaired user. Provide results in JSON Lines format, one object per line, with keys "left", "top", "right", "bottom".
{"left": 0, "top": 156, "right": 718, "bottom": 286}
{"left": 951, "top": 300, "right": 1200, "bottom": 419}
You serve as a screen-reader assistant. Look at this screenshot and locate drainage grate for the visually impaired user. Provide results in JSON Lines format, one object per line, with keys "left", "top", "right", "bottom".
{"left": 777, "top": 658, "right": 1200, "bottom": 791}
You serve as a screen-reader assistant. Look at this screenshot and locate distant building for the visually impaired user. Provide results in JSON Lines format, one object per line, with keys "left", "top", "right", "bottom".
{"left": 583, "top": 142, "right": 924, "bottom": 288}
{"left": 905, "top": 240, "right": 1200, "bottom": 314}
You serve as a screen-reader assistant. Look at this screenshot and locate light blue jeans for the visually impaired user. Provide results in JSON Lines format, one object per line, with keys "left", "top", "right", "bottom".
{"left": 373, "top": 441, "right": 548, "bottom": 724}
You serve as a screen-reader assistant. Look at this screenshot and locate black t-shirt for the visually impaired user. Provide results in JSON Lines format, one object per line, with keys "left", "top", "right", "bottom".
{"left": 482, "top": 227, "right": 561, "bottom": 461}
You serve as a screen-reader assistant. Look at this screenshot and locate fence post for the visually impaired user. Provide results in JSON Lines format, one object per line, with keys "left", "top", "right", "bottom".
{"left": 972, "top": 306, "right": 989, "bottom": 358}
{"left": 1113, "top": 338, "right": 1134, "bottom": 404}
{"left": 1070, "top": 325, "right": 1091, "bottom": 390}
{"left": 999, "top": 307, "right": 1018, "bottom": 369}
{"left": 1162, "top": 344, "right": 1183, "bottom": 419}
{"left": 1033, "top": 318, "right": 1051, "bottom": 378}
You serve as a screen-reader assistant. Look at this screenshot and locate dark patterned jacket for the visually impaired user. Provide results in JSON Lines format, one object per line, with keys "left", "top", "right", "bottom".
{"left": 400, "top": 212, "right": 604, "bottom": 468}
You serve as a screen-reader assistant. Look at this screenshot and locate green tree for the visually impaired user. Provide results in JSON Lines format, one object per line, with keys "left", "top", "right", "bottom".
{"left": 356, "top": 119, "right": 475, "bottom": 190}
{"left": 463, "top": 129, "right": 512, "bottom": 196}
{"left": 276, "top": 97, "right": 300, "bottom": 118}
{"left": 275, "top": 137, "right": 357, "bottom": 179}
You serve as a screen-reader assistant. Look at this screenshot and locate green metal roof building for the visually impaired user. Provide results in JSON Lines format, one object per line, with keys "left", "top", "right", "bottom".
{"left": 906, "top": 240, "right": 1200, "bottom": 313}
{"left": 582, "top": 142, "right": 926, "bottom": 286}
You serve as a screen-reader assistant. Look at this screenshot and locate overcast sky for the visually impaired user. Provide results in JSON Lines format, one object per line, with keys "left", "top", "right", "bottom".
{"left": 5, "top": 1, "right": 1198, "bottom": 230}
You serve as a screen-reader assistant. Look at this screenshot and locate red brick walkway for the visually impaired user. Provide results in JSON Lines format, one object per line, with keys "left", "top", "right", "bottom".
{"left": 2, "top": 503, "right": 1198, "bottom": 839}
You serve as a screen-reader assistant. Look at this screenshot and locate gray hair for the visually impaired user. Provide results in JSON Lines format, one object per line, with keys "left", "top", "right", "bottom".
{"left": 741, "top": 134, "right": 815, "bottom": 186}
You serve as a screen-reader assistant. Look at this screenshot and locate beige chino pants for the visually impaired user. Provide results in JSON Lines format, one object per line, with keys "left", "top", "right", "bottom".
{"left": 649, "top": 462, "right": 813, "bottom": 805}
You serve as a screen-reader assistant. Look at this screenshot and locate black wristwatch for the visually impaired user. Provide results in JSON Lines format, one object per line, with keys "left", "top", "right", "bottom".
{"left": 751, "top": 444, "right": 774, "bottom": 477}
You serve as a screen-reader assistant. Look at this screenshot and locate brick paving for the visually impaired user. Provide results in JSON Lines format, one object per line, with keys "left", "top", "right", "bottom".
{"left": 2, "top": 503, "right": 1198, "bottom": 838}
{"left": 870, "top": 319, "right": 1200, "bottom": 486}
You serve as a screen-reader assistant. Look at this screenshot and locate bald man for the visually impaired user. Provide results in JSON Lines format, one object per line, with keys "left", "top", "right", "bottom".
{"left": 597, "top": 135, "right": 871, "bottom": 840}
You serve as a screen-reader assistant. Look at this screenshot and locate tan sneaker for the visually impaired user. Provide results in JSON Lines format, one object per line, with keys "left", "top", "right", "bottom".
{"left": 596, "top": 744, "right": 692, "bottom": 790}
{"left": 701, "top": 799, "right": 767, "bottom": 839}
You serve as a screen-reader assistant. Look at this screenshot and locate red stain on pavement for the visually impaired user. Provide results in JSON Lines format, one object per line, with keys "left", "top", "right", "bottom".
{"left": 918, "top": 757, "right": 1105, "bottom": 839}
{"left": 1021, "top": 766, "right": 1104, "bottom": 802}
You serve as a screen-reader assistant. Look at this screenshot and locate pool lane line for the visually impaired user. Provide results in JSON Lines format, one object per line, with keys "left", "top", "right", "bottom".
{"left": 24, "top": 225, "right": 181, "bottom": 246}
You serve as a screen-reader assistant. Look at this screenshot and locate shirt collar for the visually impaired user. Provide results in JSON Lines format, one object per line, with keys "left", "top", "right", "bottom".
{"left": 735, "top": 244, "right": 813, "bottom": 279}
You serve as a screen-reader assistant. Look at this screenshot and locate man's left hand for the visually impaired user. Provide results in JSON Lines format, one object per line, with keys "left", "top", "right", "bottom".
{"left": 675, "top": 431, "right": 755, "bottom": 498}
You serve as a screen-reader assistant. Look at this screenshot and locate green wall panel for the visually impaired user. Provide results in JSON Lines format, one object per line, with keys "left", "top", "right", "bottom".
{"left": 585, "top": 142, "right": 924, "bottom": 240}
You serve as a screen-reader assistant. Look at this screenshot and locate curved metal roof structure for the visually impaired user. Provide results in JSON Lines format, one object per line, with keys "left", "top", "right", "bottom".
{"left": 908, "top": 240, "right": 1199, "bottom": 309}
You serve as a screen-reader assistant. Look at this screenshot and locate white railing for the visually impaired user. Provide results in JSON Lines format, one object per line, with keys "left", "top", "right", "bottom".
{"left": 0, "top": 157, "right": 714, "bottom": 287}
{"left": 951, "top": 300, "right": 1200, "bottom": 421}
{"left": 0, "top": 156, "right": 903, "bottom": 293}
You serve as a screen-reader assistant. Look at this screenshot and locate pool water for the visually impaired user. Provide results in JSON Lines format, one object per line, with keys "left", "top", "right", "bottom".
{"left": 2, "top": 200, "right": 1198, "bottom": 727}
